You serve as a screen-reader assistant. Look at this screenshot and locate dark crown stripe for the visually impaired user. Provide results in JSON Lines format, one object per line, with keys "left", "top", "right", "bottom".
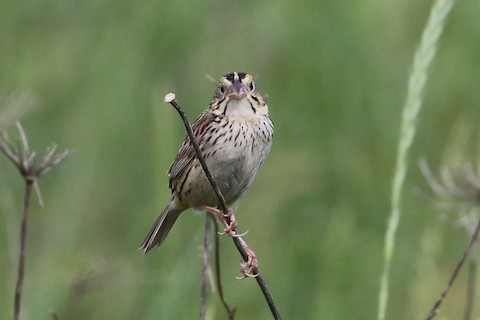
{"left": 224, "top": 72, "right": 247, "bottom": 83}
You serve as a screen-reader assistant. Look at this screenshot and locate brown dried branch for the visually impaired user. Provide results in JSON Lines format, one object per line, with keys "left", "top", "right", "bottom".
{"left": 420, "top": 160, "right": 480, "bottom": 319}
{"left": 200, "top": 214, "right": 236, "bottom": 320}
{"left": 0, "top": 122, "right": 69, "bottom": 320}
{"left": 211, "top": 214, "right": 236, "bottom": 319}
{"left": 425, "top": 218, "right": 480, "bottom": 320}
{"left": 200, "top": 214, "right": 212, "bottom": 320}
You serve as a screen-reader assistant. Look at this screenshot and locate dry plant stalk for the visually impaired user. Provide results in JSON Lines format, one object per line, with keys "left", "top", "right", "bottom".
{"left": 164, "top": 93, "right": 281, "bottom": 320}
{"left": 421, "top": 161, "right": 480, "bottom": 319}
{"left": 200, "top": 215, "right": 212, "bottom": 320}
{"left": 0, "top": 122, "right": 69, "bottom": 320}
{"left": 200, "top": 214, "right": 236, "bottom": 320}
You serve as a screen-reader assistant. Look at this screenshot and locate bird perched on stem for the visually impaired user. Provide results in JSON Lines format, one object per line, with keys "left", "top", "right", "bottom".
{"left": 140, "top": 72, "right": 273, "bottom": 253}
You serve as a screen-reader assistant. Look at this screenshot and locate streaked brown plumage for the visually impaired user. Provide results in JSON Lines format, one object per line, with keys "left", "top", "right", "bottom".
{"left": 140, "top": 72, "right": 273, "bottom": 253}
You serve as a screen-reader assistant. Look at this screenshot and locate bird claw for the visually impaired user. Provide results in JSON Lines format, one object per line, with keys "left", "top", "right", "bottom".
{"left": 223, "top": 209, "right": 238, "bottom": 236}
{"left": 236, "top": 254, "right": 259, "bottom": 279}
{"left": 232, "top": 230, "right": 249, "bottom": 237}
{"left": 202, "top": 205, "right": 258, "bottom": 278}
{"left": 217, "top": 228, "right": 247, "bottom": 237}
{"left": 202, "top": 206, "right": 239, "bottom": 236}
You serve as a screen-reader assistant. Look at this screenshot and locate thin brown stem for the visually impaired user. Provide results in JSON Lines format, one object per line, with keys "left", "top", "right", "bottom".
{"left": 1, "top": 123, "right": 69, "bottom": 320}
{"left": 165, "top": 94, "right": 228, "bottom": 214}
{"left": 199, "top": 215, "right": 212, "bottom": 320}
{"left": 14, "top": 178, "right": 34, "bottom": 320}
{"left": 425, "top": 218, "right": 480, "bottom": 320}
{"left": 211, "top": 214, "right": 236, "bottom": 319}
{"left": 165, "top": 94, "right": 281, "bottom": 319}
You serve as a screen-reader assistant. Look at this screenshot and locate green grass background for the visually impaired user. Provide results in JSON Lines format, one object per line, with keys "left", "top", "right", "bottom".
{"left": 1, "top": 0, "right": 480, "bottom": 319}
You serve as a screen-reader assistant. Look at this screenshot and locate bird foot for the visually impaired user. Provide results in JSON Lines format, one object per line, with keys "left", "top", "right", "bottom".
{"left": 202, "top": 205, "right": 238, "bottom": 236}
{"left": 202, "top": 205, "right": 257, "bottom": 277}
{"left": 236, "top": 246, "right": 259, "bottom": 279}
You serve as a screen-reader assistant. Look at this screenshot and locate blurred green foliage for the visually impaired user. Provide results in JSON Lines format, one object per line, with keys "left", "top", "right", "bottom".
{"left": 1, "top": 0, "right": 480, "bottom": 319}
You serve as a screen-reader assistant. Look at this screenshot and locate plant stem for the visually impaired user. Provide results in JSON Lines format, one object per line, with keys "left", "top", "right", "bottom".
{"left": 378, "top": 1, "right": 454, "bottom": 318}
{"left": 199, "top": 215, "right": 212, "bottom": 320}
{"left": 425, "top": 218, "right": 480, "bottom": 320}
{"left": 14, "top": 178, "right": 34, "bottom": 320}
{"left": 211, "top": 215, "right": 236, "bottom": 319}
{"left": 1, "top": 123, "right": 68, "bottom": 320}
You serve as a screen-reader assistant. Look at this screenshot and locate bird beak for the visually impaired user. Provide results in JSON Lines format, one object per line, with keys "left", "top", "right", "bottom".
{"left": 229, "top": 80, "right": 247, "bottom": 99}
{"left": 233, "top": 80, "right": 243, "bottom": 93}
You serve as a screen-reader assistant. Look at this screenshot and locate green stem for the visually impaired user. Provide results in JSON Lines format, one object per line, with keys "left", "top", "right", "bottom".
{"left": 378, "top": 1, "right": 454, "bottom": 319}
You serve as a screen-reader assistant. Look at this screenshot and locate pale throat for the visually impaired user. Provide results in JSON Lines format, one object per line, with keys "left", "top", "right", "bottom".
{"left": 224, "top": 97, "right": 256, "bottom": 117}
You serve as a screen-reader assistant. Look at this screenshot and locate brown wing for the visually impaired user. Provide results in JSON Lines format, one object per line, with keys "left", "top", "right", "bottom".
{"left": 167, "top": 112, "right": 215, "bottom": 188}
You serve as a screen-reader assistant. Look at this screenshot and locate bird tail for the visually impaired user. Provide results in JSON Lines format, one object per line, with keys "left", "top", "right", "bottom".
{"left": 139, "top": 202, "right": 183, "bottom": 254}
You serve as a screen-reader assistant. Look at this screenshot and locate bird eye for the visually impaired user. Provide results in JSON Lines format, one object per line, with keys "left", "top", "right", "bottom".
{"left": 219, "top": 86, "right": 225, "bottom": 94}
{"left": 249, "top": 82, "right": 255, "bottom": 90}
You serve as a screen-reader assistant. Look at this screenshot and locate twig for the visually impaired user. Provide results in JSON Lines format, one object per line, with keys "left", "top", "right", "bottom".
{"left": 0, "top": 122, "right": 69, "bottom": 320}
{"left": 13, "top": 179, "right": 33, "bottom": 320}
{"left": 420, "top": 160, "right": 480, "bottom": 318}
{"left": 200, "top": 214, "right": 212, "bottom": 320}
{"left": 164, "top": 93, "right": 282, "bottom": 320}
{"left": 200, "top": 214, "right": 236, "bottom": 320}
{"left": 425, "top": 218, "right": 480, "bottom": 320}
{"left": 211, "top": 214, "right": 236, "bottom": 319}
